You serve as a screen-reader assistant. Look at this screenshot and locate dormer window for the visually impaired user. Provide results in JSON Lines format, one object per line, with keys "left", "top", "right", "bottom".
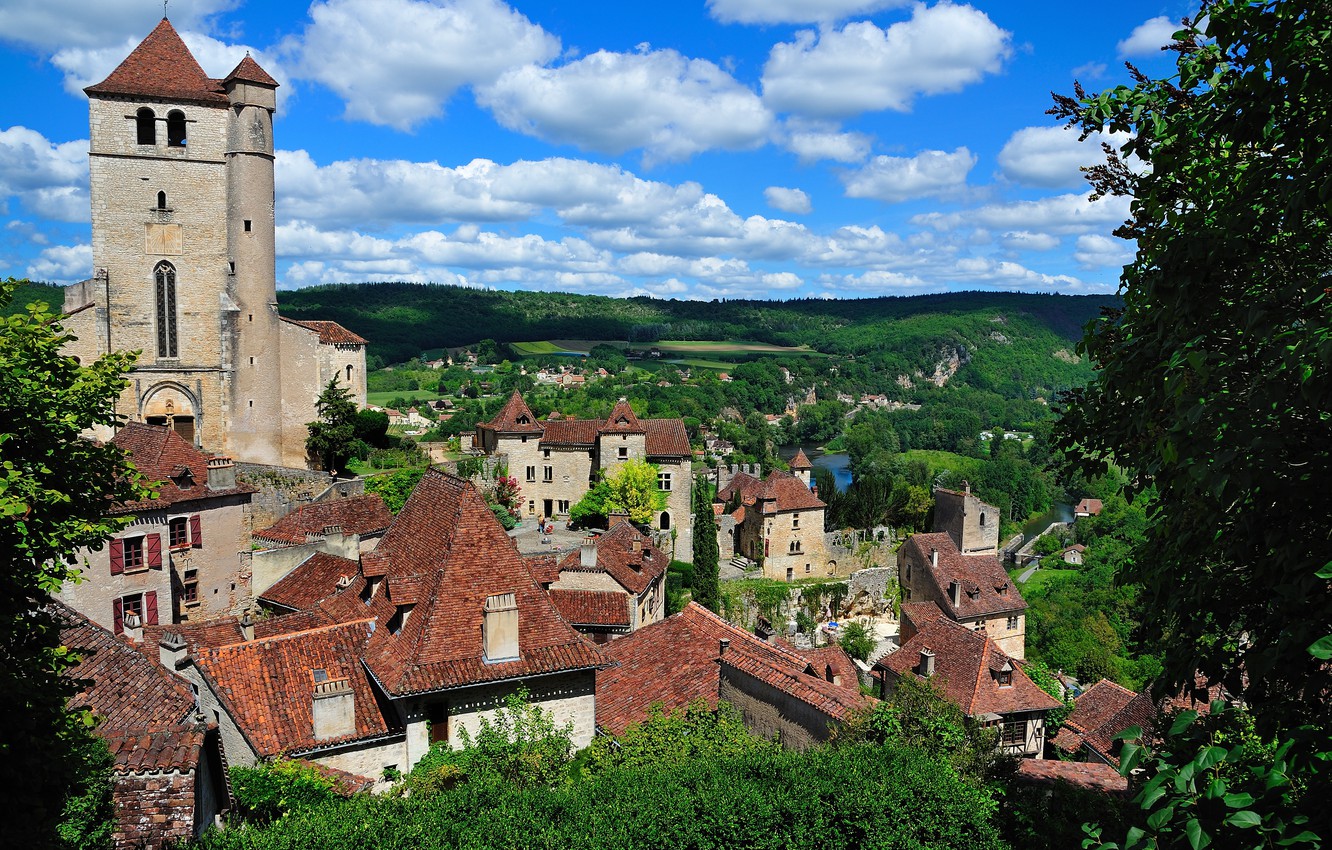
{"left": 388, "top": 603, "right": 414, "bottom": 635}
{"left": 360, "top": 576, "right": 382, "bottom": 604}
{"left": 483, "top": 593, "right": 519, "bottom": 662}
{"left": 170, "top": 466, "right": 194, "bottom": 489}
{"left": 996, "top": 661, "right": 1013, "bottom": 687}
{"left": 517, "top": 415, "right": 530, "bottom": 425}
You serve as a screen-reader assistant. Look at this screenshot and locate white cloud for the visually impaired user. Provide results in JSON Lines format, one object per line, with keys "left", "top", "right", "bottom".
{"left": 997, "top": 124, "right": 1131, "bottom": 189}
{"left": 291, "top": 0, "right": 560, "bottom": 130}
{"left": 816, "top": 269, "right": 931, "bottom": 293}
{"left": 1072, "top": 233, "right": 1135, "bottom": 268}
{"left": 27, "top": 243, "right": 91, "bottom": 283}
{"left": 0, "top": 126, "right": 89, "bottom": 222}
{"left": 1000, "top": 231, "right": 1060, "bottom": 251}
{"left": 761, "top": 2, "right": 1011, "bottom": 118}
{"left": 782, "top": 121, "right": 871, "bottom": 163}
{"left": 913, "top": 191, "right": 1131, "bottom": 236}
{"left": 478, "top": 48, "right": 772, "bottom": 164}
{"left": 706, "top": 0, "right": 909, "bottom": 25}
{"left": 0, "top": 1, "right": 235, "bottom": 51}
{"left": 1117, "top": 15, "right": 1177, "bottom": 57}
{"left": 842, "top": 147, "right": 975, "bottom": 203}
{"left": 764, "top": 186, "right": 812, "bottom": 214}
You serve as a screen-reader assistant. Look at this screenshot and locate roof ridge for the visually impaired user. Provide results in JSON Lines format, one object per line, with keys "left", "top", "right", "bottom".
{"left": 209, "top": 617, "right": 376, "bottom": 652}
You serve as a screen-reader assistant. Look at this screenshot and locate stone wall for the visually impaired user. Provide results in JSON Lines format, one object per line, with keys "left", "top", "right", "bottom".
{"left": 719, "top": 665, "right": 836, "bottom": 751}
{"left": 933, "top": 487, "right": 1000, "bottom": 554}
{"left": 252, "top": 533, "right": 360, "bottom": 598}
{"left": 236, "top": 462, "right": 363, "bottom": 532}
{"left": 434, "top": 669, "right": 597, "bottom": 754}
{"left": 111, "top": 770, "right": 197, "bottom": 850}
{"left": 308, "top": 736, "right": 409, "bottom": 791}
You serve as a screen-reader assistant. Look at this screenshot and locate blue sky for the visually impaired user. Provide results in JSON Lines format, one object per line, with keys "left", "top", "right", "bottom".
{"left": 0, "top": 0, "right": 1190, "bottom": 299}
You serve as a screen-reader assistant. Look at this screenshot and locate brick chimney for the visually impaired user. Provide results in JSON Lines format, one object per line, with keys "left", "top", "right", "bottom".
{"left": 207, "top": 456, "right": 236, "bottom": 490}
{"left": 312, "top": 678, "right": 356, "bottom": 741}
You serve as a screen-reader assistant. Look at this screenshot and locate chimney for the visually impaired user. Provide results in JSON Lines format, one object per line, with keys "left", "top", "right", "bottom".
{"left": 609, "top": 511, "right": 630, "bottom": 528}
{"left": 159, "top": 631, "right": 189, "bottom": 669}
{"left": 580, "top": 539, "right": 597, "bottom": 568}
{"left": 207, "top": 456, "right": 236, "bottom": 491}
{"left": 930, "top": 548, "right": 939, "bottom": 569}
{"left": 312, "top": 678, "right": 356, "bottom": 741}
{"left": 949, "top": 580, "right": 962, "bottom": 608}
{"left": 632, "top": 538, "right": 642, "bottom": 553}
{"left": 122, "top": 610, "right": 143, "bottom": 644}
{"left": 963, "top": 480, "right": 970, "bottom": 495}
{"left": 719, "top": 638, "right": 730, "bottom": 657}
{"left": 919, "top": 648, "right": 936, "bottom": 677}
{"left": 239, "top": 611, "right": 255, "bottom": 642}
{"left": 811, "top": 483, "right": 818, "bottom": 498}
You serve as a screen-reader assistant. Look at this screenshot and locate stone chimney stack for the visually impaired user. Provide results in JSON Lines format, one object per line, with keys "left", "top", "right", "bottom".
{"left": 949, "top": 580, "right": 962, "bottom": 608}
{"left": 207, "top": 456, "right": 237, "bottom": 491}
{"left": 312, "top": 678, "right": 356, "bottom": 741}
{"left": 930, "top": 548, "right": 939, "bottom": 569}
{"left": 122, "top": 610, "right": 143, "bottom": 644}
{"left": 719, "top": 638, "right": 730, "bottom": 657}
{"left": 919, "top": 648, "right": 936, "bottom": 677}
{"left": 239, "top": 611, "right": 255, "bottom": 642}
{"left": 159, "top": 631, "right": 189, "bottom": 669}
{"left": 580, "top": 538, "right": 597, "bottom": 568}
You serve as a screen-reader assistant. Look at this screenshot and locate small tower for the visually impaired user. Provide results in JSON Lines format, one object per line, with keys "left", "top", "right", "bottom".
{"left": 789, "top": 448, "right": 813, "bottom": 487}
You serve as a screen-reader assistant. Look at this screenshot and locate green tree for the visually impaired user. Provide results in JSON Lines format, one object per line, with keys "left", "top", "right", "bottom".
{"left": 569, "top": 481, "right": 613, "bottom": 529}
{"left": 838, "top": 621, "right": 876, "bottom": 662}
{"left": 305, "top": 376, "right": 358, "bottom": 474}
{"left": 363, "top": 468, "right": 426, "bottom": 514}
{"left": 604, "top": 458, "right": 666, "bottom": 525}
{"left": 581, "top": 700, "right": 773, "bottom": 776}
{"left": 0, "top": 278, "right": 149, "bottom": 848}
{"left": 691, "top": 477, "right": 720, "bottom": 611}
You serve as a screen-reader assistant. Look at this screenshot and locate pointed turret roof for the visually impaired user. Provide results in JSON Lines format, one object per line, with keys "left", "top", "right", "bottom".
{"left": 602, "top": 398, "right": 646, "bottom": 434}
{"left": 789, "top": 448, "right": 813, "bottom": 470}
{"left": 85, "top": 18, "right": 228, "bottom": 105}
{"left": 480, "top": 391, "right": 544, "bottom": 434}
{"left": 223, "top": 54, "right": 278, "bottom": 88}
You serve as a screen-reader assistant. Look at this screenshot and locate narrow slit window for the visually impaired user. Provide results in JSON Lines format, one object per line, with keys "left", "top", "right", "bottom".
{"left": 156, "top": 190, "right": 167, "bottom": 210}
{"left": 154, "top": 261, "right": 178, "bottom": 358}
{"left": 243, "top": 219, "right": 252, "bottom": 232}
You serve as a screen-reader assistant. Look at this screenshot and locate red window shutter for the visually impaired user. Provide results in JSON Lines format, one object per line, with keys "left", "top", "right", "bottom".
{"left": 147, "top": 534, "right": 163, "bottom": 569}
{"left": 190, "top": 514, "right": 202, "bottom": 548}
{"left": 145, "top": 591, "right": 159, "bottom": 626}
{"left": 112, "top": 597, "right": 124, "bottom": 634}
{"left": 109, "top": 538, "right": 125, "bottom": 575}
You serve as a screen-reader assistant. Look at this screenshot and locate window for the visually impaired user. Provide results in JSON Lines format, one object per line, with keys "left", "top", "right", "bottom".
{"left": 181, "top": 569, "right": 199, "bottom": 605}
{"left": 1006, "top": 615, "right": 1019, "bottom": 630}
{"left": 136, "top": 108, "right": 155, "bottom": 145}
{"left": 166, "top": 110, "right": 186, "bottom": 147}
{"left": 786, "top": 567, "right": 794, "bottom": 580}
{"left": 618, "top": 446, "right": 628, "bottom": 459}
{"left": 557, "top": 500, "right": 569, "bottom": 514}
{"left": 658, "top": 471, "right": 671, "bottom": 491}
{"left": 543, "top": 466, "right": 553, "bottom": 483}
{"left": 659, "top": 511, "right": 670, "bottom": 530}
{"left": 154, "top": 261, "right": 178, "bottom": 358}
{"left": 543, "top": 449, "right": 551, "bottom": 459}
{"left": 346, "top": 364, "right": 353, "bottom": 382}
{"left": 979, "top": 512, "right": 987, "bottom": 527}
{"left": 121, "top": 593, "right": 143, "bottom": 622}
{"left": 243, "top": 219, "right": 252, "bottom": 232}
{"left": 792, "top": 513, "right": 800, "bottom": 529}
{"left": 169, "top": 516, "right": 189, "bottom": 549}
{"left": 1001, "top": 717, "right": 1025, "bottom": 746}
{"left": 123, "top": 536, "right": 146, "bottom": 571}
{"left": 388, "top": 603, "right": 414, "bottom": 635}
{"left": 360, "top": 576, "right": 382, "bottom": 604}
{"left": 997, "top": 669, "right": 1013, "bottom": 687}
{"left": 789, "top": 540, "right": 802, "bottom": 554}
{"left": 525, "top": 465, "right": 536, "bottom": 482}
{"left": 156, "top": 190, "right": 168, "bottom": 210}
{"left": 805, "top": 563, "right": 812, "bottom": 573}
{"left": 113, "top": 591, "right": 158, "bottom": 634}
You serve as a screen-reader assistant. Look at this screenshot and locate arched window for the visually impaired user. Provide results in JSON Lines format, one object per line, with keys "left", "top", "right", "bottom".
{"left": 659, "top": 511, "right": 670, "bottom": 530}
{"left": 346, "top": 364, "right": 353, "bottom": 382}
{"left": 156, "top": 190, "right": 167, "bottom": 210}
{"left": 136, "top": 108, "right": 156, "bottom": 145}
{"left": 154, "top": 262, "right": 178, "bottom": 358}
{"left": 167, "top": 110, "right": 186, "bottom": 147}
{"left": 979, "top": 512, "right": 986, "bottom": 527}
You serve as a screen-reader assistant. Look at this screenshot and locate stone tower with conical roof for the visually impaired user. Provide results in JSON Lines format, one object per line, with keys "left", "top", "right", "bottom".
{"left": 63, "top": 19, "right": 366, "bottom": 467}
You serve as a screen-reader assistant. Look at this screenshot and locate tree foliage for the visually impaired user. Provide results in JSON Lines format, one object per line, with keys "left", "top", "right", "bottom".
{"left": 581, "top": 700, "right": 773, "bottom": 776}
{"left": 691, "top": 477, "right": 720, "bottom": 611}
{"left": 363, "top": 468, "right": 426, "bottom": 514}
{"left": 837, "top": 621, "right": 875, "bottom": 662}
{"left": 603, "top": 458, "right": 666, "bottom": 525}
{"left": 0, "top": 278, "right": 149, "bottom": 848}
{"left": 305, "top": 376, "right": 358, "bottom": 474}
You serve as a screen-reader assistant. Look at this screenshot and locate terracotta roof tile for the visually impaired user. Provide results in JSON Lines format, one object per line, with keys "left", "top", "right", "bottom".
{"left": 556, "top": 523, "right": 666, "bottom": 595}
{"left": 757, "top": 469, "right": 825, "bottom": 512}
{"left": 110, "top": 422, "right": 254, "bottom": 512}
{"left": 716, "top": 471, "right": 762, "bottom": 504}
{"left": 541, "top": 418, "right": 600, "bottom": 446}
{"left": 721, "top": 646, "right": 866, "bottom": 722}
{"left": 876, "top": 616, "right": 1060, "bottom": 718}
{"left": 479, "top": 391, "right": 543, "bottom": 434}
{"left": 1055, "top": 678, "right": 1137, "bottom": 755}
{"left": 478, "top": 393, "right": 689, "bottom": 456}
{"left": 548, "top": 590, "right": 630, "bottom": 628}
{"left": 1081, "top": 691, "right": 1158, "bottom": 765}
{"left": 1015, "top": 760, "right": 1128, "bottom": 794}
{"left": 103, "top": 724, "right": 208, "bottom": 774}
{"left": 222, "top": 54, "right": 278, "bottom": 87}
{"left": 602, "top": 399, "right": 646, "bottom": 434}
{"left": 523, "top": 554, "right": 562, "bottom": 585}
{"left": 259, "top": 552, "right": 362, "bottom": 612}
{"left": 280, "top": 317, "right": 367, "bottom": 345}
{"left": 643, "top": 418, "right": 691, "bottom": 457}
{"left": 902, "top": 533, "right": 1026, "bottom": 620}
{"left": 254, "top": 495, "right": 393, "bottom": 546}
{"left": 85, "top": 18, "right": 229, "bottom": 104}
{"left": 789, "top": 448, "right": 813, "bottom": 469}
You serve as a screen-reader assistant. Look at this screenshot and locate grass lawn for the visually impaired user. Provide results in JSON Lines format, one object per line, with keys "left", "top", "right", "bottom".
{"left": 900, "top": 449, "right": 985, "bottom": 480}
{"left": 1012, "top": 566, "right": 1078, "bottom": 594}
{"left": 511, "top": 340, "right": 584, "bottom": 356}
{"left": 669, "top": 357, "right": 734, "bottom": 370}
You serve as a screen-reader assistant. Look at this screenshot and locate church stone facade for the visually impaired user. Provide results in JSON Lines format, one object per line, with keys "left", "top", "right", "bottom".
{"left": 62, "top": 19, "right": 365, "bottom": 468}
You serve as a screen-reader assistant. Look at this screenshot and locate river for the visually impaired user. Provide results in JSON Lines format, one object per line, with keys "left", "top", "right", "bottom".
{"left": 782, "top": 444, "right": 851, "bottom": 492}
{"left": 1018, "top": 501, "right": 1075, "bottom": 545}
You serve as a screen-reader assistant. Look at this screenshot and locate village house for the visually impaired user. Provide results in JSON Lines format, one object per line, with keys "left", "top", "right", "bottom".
{"left": 58, "top": 423, "right": 255, "bottom": 633}
{"left": 60, "top": 19, "right": 365, "bottom": 467}
{"left": 1053, "top": 675, "right": 1228, "bottom": 765}
{"left": 1060, "top": 544, "right": 1086, "bottom": 565}
{"left": 874, "top": 603, "right": 1061, "bottom": 758}
{"left": 249, "top": 493, "right": 396, "bottom": 596}
{"left": 933, "top": 483, "right": 1000, "bottom": 554}
{"left": 474, "top": 393, "right": 693, "bottom": 560}
{"left": 59, "top": 604, "right": 230, "bottom": 850}
{"left": 597, "top": 603, "right": 869, "bottom": 750}
{"left": 897, "top": 531, "right": 1028, "bottom": 658}
{"left": 713, "top": 453, "right": 836, "bottom": 581}
{"left": 1075, "top": 498, "right": 1105, "bottom": 518}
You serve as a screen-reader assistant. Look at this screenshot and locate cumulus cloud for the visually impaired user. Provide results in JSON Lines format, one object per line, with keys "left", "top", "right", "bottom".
{"left": 0, "top": 126, "right": 89, "bottom": 222}
{"left": 913, "top": 191, "right": 1131, "bottom": 237}
{"left": 1117, "top": 15, "right": 1178, "bottom": 57}
{"left": 764, "top": 186, "right": 812, "bottom": 214}
{"left": 0, "top": 0, "right": 235, "bottom": 51}
{"left": 1072, "top": 233, "right": 1135, "bottom": 269}
{"left": 842, "top": 147, "right": 975, "bottom": 203}
{"left": 27, "top": 243, "right": 92, "bottom": 282}
{"left": 707, "top": 0, "right": 909, "bottom": 25}
{"left": 1000, "top": 231, "right": 1060, "bottom": 251}
{"left": 781, "top": 121, "right": 871, "bottom": 163}
{"left": 996, "top": 125, "right": 1132, "bottom": 189}
{"left": 290, "top": 0, "right": 559, "bottom": 130}
{"left": 761, "top": 2, "right": 1011, "bottom": 118}
{"left": 478, "top": 48, "right": 772, "bottom": 164}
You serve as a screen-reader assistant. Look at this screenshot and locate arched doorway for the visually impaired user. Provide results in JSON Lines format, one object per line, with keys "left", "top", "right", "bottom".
{"left": 659, "top": 511, "right": 671, "bottom": 530}
{"left": 142, "top": 383, "right": 198, "bottom": 444}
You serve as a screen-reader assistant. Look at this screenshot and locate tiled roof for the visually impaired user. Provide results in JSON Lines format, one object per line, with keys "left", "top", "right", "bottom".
{"left": 259, "top": 552, "right": 362, "bottom": 612}
{"left": 279, "top": 317, "right": 367, "bottom": 345}
{"left": 479, "top": 392, "right": 544, "bottom": 434}
{"left": 778, "top": 641, "right": 862, "bottom": 697}
{"left": 597, "top": 603, "right": 870, "bottom": 735}
{"left": 541, "top": 418, "right": 600, "bottom": 446}
{"left": 902, "top": 533, "right": 1026, "bottom": 619}
{"left": 479, "top": 393, "right": 689, "bottom": 455}
{"left": 548, "top": 589, "right": 630, "bottom": 628}
{"left": 602, "top": 399, "right": 646, "bottom": 434}
{"left": 757, "top": 470, "right": 825, "bottom": 513}
{"left": 876, "top": 615, "right": 1061, "bottom": 718}
{"left": 110, "top": 422, "right": 254, "bottom": 513}
{"left": 85, "top": 18, "right": 229, "bottom": 104}
{"left": 716, "top": 471, "right": 762, "bottom": 504}
{"left": 361, "top": 470, "right": 607, "bottom": 697}
{"left": 1015, "top": 760, "right": 1128, "bottom": 794}
{"left": 1076, "top": 498, "right": 1104, "bottom": 514}
{"left": 193, "top": 619, "right": 395, "bottom": 757}
{"left": 222, "top": 54, "right": 278, "bottom": 87}
{"left": 556, "top": 522, "right": 666, "bottom": 595}
{"left": 1081, "top": 690, "right": 1157, "bottom": 765}
{"left": 253, "top": 494, "right": 394, "bottom": 546}
{"left": 523, "top": 553, "right": 562, "bottom": 585}
{"left": 57, "top": 605, "right": 202, "bottom": 772}
{"left": 643, "top": 418, "right": 691, "bottom": 457}
{"left": 1054, "top": 678, "right": 1136, "bottom": 755}
{"left": 789, "top": 448, "right": 813, "bottom": 469}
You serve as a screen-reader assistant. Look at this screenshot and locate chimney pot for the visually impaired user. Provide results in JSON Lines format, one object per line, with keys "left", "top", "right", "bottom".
{"left": 122, "top": 611, "right": 143, "bottom": 643}
{"left": 719, "top": 638, "right": 730, "bottom": 657}
{"left": 930, "top": 548, "right": 939, "bottom": 569}
{"left": 159, "top": 632, "right": 189, "bottom": 669}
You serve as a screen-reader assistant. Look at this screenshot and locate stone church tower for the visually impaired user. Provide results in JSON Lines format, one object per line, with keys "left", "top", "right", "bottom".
{"left": 62, "top": 19, "right": 366, "bottom": 467}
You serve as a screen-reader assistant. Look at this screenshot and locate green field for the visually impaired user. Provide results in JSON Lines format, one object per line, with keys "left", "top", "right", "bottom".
{"left": 1011, "top": 566, "right": 1077, "bottom": 594}
{"left": 653, "top": 339, "right": 826, "bottom": 356}
{"left": 899, "top": 450, "right": 985, "bottom": 480}
{"left": 367, "top": 390, "right": 449, "bottom": 407}
{"left": 511, "top": 340, "right": 585, "bottom": 356}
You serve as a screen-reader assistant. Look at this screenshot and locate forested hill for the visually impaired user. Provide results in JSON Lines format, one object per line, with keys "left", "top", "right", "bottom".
{"left": 276, "top": 282, "right": 1118, "bottom": 364}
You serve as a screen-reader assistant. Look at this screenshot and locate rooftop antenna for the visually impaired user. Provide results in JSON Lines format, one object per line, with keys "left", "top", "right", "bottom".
{"left": 164, "top": 0, "right": 169, "bottom": 18}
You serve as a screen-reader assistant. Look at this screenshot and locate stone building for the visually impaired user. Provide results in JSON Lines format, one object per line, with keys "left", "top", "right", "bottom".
{"left": 62, "top": 19, "right": 365, "bottom": 468}
{"left": 933, "top": 483, "right": 1000, "bottom": 554}
{"left": 475, "top": 393, "right": 693, "bottom": 560}
{"left": 715, "top": 467, "right": 833, "bottom": 581}
{"left": 874, "top": 603, "right": 1061, "bottom": 758}
{"left": 898, "top": 531, "right": 1028, "bottom": 658}
{"left": 58, "top": 422, "right": 255, "bottom": 632}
